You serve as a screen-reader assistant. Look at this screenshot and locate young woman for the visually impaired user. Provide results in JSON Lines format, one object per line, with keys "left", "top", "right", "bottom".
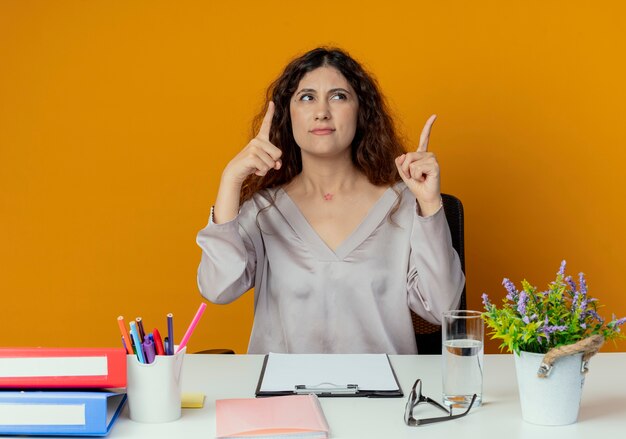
{"left": 196, "top": 47, "right": 464, "bottom": 354}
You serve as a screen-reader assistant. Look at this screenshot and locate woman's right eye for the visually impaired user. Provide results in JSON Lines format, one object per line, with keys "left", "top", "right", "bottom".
{"left": 299, "top": 94, "right": 314, "bottom": 101}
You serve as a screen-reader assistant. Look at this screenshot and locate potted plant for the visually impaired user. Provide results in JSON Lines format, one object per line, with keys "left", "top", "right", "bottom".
{"left": 482, "top": 260, "right": 625, "bottom": 425}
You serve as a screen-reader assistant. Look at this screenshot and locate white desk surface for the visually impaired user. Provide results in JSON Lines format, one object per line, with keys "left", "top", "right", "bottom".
{"left": 20, "top": 353, "right": 626, "bottom": 438}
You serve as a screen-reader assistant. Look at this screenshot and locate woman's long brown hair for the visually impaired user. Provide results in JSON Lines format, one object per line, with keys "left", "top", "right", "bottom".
{"left": 240, "top": 47, "right": 407, "bottom": 205}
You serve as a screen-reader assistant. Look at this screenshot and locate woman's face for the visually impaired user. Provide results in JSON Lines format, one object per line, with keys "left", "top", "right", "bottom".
{"left": 289, "top": 66, "right": 359, "bottom": 159}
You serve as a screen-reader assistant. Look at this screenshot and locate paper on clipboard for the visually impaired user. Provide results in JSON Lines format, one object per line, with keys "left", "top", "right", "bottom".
{"left": 257, "top": 353, "right": 401, "bottom": 395}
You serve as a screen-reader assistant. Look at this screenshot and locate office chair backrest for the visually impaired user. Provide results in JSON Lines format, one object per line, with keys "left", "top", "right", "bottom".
{"left": 411, "top": 193, "right": 466, "bottom": 354}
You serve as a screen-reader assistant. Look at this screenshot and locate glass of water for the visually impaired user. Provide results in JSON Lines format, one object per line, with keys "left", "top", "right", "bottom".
{"left": 442, "top": 310, "right": 484, "bottom": 408}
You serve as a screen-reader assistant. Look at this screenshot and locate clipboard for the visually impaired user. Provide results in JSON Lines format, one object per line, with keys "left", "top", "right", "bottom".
{"left": 255, "top": 353, "right": 404, "bottom": 398}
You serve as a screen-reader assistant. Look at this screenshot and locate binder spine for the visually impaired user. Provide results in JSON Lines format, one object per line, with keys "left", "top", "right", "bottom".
{"left": 0, "top": 391, "right": 126, "bottom": 436}
{"left": 0, "top": 347, "right": 127, "bottom": 388}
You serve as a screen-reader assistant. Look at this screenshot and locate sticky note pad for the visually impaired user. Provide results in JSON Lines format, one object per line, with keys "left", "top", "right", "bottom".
{"left": 181, "top": 392, "right": 205, "bottom": 408}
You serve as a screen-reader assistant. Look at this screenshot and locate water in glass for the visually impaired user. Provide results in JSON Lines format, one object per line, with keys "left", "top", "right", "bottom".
{"left": 442, "top": 338, "right": 483, "bottom": 408}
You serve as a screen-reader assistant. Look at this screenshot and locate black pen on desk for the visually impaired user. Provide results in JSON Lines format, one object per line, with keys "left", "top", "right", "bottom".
{"left": 167, "top": 313, "right": 174, "bottom": 355}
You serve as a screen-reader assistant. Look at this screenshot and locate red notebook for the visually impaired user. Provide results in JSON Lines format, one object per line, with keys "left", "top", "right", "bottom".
{"left": 0, "top": 347, "right": 127, "bottom": 388}
{"left": 216, "top": 394, "right": 329, "bottom": 438}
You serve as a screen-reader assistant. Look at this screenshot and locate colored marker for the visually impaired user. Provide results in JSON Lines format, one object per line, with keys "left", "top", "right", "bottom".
{"left": 129, "top": 321, "right": 146, "bottom": 364}
{"left": 135, "top": 317, "right": 146, "bottom": 341}
{"left": 117, "top": 316, "right": 133, "bottom": 355}
{"left": 176, "top": 303, "right": 207, "bottom": 354}
{"left": 167, "top": 313, "right": 174, "bottom": 355}
{"left": 143, "top": 335, "right": 156, "bottom": 364}
{"left": 152, "top": 328, "right": 165, "bottom": 355}
{"left": 164, "top": 337, "right": 170, "bottom": 356}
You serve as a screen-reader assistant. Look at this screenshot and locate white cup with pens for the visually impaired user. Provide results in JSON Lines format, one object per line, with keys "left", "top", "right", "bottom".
{"left": 127, "top": 345, "right": 186, "bottom": 423}
{"left": 120, "top": 303, "right": 207, "bottom": 423}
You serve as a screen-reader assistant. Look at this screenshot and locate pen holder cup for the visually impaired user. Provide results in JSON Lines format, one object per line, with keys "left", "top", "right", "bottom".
{"left": 126, "top": 347, "right": 186, "bottom": 423}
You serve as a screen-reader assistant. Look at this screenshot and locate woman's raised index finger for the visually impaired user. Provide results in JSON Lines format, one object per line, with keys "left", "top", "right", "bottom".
{"left": 417, "top": 114, "right": 437, "bottom": 152}
{"left": 258, "top": 101, "right": 275, "bottom": 139}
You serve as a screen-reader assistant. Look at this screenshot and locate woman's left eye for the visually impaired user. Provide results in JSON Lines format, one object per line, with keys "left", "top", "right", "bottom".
{"left": 331, "top": 93, "right": 347, "bottom": 100}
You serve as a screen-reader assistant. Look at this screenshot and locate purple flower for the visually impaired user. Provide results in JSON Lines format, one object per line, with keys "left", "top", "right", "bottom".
{"left": 557, "top": 260, "right": 566, "bottom": 277}
{"left": 586, "top": 309, "right": 604, "bottom": 324}
{"left": 565, "top": 275, "right": 577, "bottom": 292}
{"left": 579, "top": 272, "right": 588, "bottom": 296}
{"left": 522, "top": 316, "right": 530, "bottom": 324}
{"left": 502, "top": 278, "right": 518, "bottom": 301}
{"left": 571, "top": 290, "right": 580, "bottom": 313}
{"left": 481, "top": 293, "right": 491, "bottom": 308}
{"left": 609, "top": 316, "right": 626, "bottom": 331}
{"left": 542, "top": 325, "right": 568, "bottom": 335}
{"left": 517, "top": 291, "right": 528, "bottom": 316}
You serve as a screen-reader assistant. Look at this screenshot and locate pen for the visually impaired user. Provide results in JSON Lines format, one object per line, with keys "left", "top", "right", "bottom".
{"left": 167, "top": 313, "right": 174, "bottom": 355}
{"left": 176, "top": 303, "right": 207, "bottom": 354}
{"left": 117, "top": 316, "right": 133, "bottom": 355}
{"left": 136, "top": 317, "right": 146, "bottom": 341}
{"left": 143, "top": 335, "right": 156, "bottom": 364}
{"left": 164, "top": 337, "right": 170, "bottom": 356}
{"left": 129, "top": 321, "right": 146, "bottom": 364}
{"left": 152, "top": 328, "right": 165, "bottom": 355}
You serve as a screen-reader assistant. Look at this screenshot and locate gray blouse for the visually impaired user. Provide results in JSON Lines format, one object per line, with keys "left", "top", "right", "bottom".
{"left": 196, "top": 182, "right": 465, "bottom": 354}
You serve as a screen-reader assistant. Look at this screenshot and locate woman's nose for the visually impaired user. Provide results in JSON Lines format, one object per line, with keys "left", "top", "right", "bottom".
{"left": 314, "top": 102, "right": 331, "bottom": 120}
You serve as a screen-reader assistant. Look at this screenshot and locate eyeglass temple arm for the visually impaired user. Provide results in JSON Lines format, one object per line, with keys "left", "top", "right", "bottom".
{"left": 415, "top": 394, "right": 477, "bottom": 426}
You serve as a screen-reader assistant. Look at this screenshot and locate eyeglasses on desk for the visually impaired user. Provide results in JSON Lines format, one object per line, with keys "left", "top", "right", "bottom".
{"left": 404, "top": 379, "right": 477, "bottom": 426}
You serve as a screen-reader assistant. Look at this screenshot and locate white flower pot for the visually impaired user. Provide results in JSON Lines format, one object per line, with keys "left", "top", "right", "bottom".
{"left": 514, "top": 351, "right": 585, "bottom": 426}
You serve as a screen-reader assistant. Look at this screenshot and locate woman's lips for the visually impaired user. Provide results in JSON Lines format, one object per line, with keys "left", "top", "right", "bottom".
{"left": 310, "top": 128, "right": 335, "bottom": 135}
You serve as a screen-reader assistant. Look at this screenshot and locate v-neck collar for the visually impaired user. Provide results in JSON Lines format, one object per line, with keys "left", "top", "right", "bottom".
{"left": 274, "top": 182, "right": 405, "bottom": 261}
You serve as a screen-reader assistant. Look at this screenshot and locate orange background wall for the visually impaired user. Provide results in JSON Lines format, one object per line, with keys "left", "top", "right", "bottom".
{"left": 1, "top": 1, "right": 625, "bottom": 354}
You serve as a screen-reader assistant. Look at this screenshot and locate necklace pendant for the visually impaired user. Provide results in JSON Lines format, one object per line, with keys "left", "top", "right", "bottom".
{"left": 323, "top": 193, "right": 334, "bottom": 201}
